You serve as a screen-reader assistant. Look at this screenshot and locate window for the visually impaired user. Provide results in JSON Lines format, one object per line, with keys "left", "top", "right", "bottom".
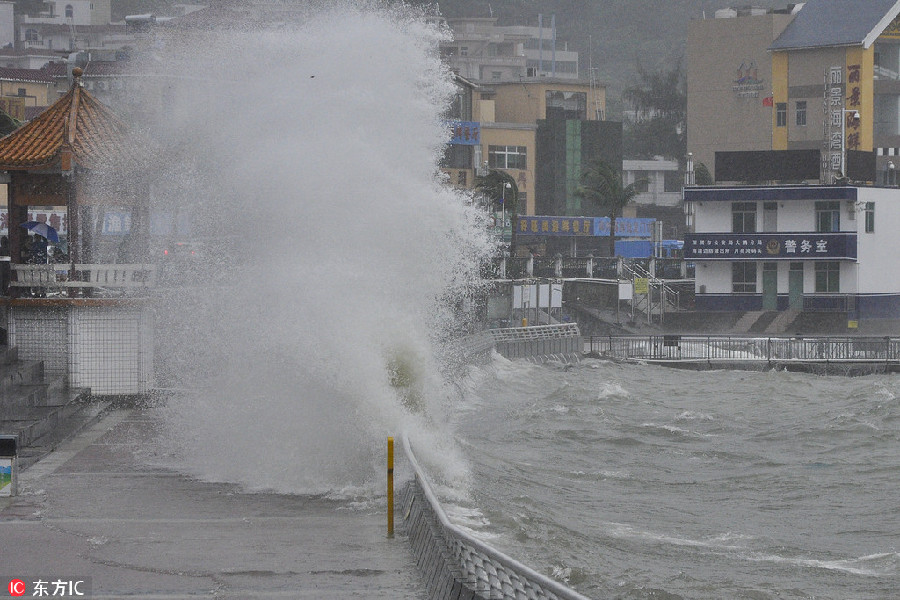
{"left": 459, "top": 46, "right": 468, "bottom": 56}
{"left": 24, "top": 29, "right": 38, "bottom": 43}
{"left": 732, "top": 202, "right": 756, "bottom": 233}
{"left": 814, "top": 262, "right": 840, "bottom": 292}
{"left": 65, "top": 4, "right": 74, "bottom": 18}
{"left": 488, "top": 145, "right": 527, "bottom": 170}
{"left": 865, "top": 202, "right": 875, "bottom": 233}
{"left": 440, "top": 144, "right": 471, "bottom": 170}
{"left": 815, "top": 201, "right": 841, "bottom": 232}
{"left": 732, "top": 262, "right": 756, "bottom": 293}
{"left": 545, "top": 90, "right": 587, "bottom": 120}
{"left": 16, "top": 88, "right": 25, "bottom": 97}
{"left": 795, "top": 100, "right": 807, "bottom": 126}
{"left": 491, "top": 71, "right": 502, "bottom": 80}
{"left": 763, "top": 201, "right": 777, "bottom": 232}
{"left": 776, "top": 103, "right": 787, "bottom": 127}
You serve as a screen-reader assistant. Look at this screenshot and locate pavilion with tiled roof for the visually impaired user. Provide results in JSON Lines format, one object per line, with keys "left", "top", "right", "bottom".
{"left": 0, "top": 66, "right": 149, "bottom": 278}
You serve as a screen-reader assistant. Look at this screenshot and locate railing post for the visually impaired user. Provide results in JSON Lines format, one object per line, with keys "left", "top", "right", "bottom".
{"left": 387, "top": 437, "right": 394, "bottom": 538}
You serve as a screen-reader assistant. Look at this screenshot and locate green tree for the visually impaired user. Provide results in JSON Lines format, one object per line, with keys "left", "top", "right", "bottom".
{"left": 575, "top": 158, "right": 643, "bottom": 257}
{"left": 475, "top": 169, "right": 519, "bottom": 257}
{"left": 694, "top": 162, "right": 714, "bottom": 185}
{"left": 622, "top": 59, "right": 686, "bottom": 160}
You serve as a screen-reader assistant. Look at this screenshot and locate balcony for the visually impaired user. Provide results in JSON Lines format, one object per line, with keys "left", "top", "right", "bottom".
{"left": 684, "top": 232, "right": 857, "bottom": 260}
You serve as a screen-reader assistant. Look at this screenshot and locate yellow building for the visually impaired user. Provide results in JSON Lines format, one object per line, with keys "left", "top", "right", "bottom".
{"left": 0, "top": 67, "right": 60, "bottom": 113}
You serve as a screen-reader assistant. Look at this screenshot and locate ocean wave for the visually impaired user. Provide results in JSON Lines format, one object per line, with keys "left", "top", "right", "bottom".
{"left": 746, "top": 550, "right": 899, "bottom": 577}
{"left": 597, "top": 381, "right": 631, "bottom": 401}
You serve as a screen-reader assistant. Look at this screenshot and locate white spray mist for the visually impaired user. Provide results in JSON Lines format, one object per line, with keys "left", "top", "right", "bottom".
{"left": 144, "top": 2, "right": 495, "bottom": 495}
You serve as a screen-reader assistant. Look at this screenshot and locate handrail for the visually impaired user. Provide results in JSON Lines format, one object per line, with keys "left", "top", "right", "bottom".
{"left": 488, "top": 323, "right": 580, "bottom": 342}
{"left": 401, "top": 433, "right": 592, "bottom": 600}
{"left": 588, "top": 334, "right": 900, "bottom": 363}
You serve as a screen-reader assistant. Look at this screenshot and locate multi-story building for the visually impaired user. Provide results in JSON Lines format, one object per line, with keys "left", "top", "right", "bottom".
{"left": 688, "top": 1, "right": 900, "bottom": 183}
{"left": 683, "top": 183, "right": 900, "bottom": 331}
{"left": 443, "top": 75, "right": 615, "bottom": 222}
{"left": 683, "top": 1, "right": 900, "bottom": 331}
{"left": 440, "top": 15, "right": 579, "bottom": 83}
{"left": 687, "top": 5, "right": 799, "bottom": 179}
{"left": 14, "top": 0, "right": 124, "bottom": 54}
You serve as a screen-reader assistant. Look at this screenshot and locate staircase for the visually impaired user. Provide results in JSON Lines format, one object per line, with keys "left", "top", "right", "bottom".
{"left": 730, "top": 311, "right": 765, "bottom": 333}
{"left": 0, "top": 346, "right": 105, "bottom": 467}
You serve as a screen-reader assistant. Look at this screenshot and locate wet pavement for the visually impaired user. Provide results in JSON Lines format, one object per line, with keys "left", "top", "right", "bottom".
{"left": 0, "top": 407, "right": 427, "bottom": 599}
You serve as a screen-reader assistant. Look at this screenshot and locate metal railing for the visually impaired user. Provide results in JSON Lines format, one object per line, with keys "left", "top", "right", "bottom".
{"left": 489, "top": 323, "right": 580, "bottom": 342}
{"left": 488, "top": 256, "right": 692, "bottom": 281}
{"left": 401, "top": 434, "right": 592, "bottom": 600}
{"left": 587, "top": 335, "right": 900, "bottom": 363}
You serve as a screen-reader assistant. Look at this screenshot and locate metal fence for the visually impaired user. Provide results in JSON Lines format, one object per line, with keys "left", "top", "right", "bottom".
{"left": 401, "top": 434, "right": 592, "bottom": 600}
{"left": 587, "top": 335, "right": 900, "bottom": 363}
{"left": 489, "top": 324, "right": 582, "bottom": 362}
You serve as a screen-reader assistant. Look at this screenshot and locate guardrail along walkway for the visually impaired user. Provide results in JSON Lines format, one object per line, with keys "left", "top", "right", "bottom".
{"left": 588, "top": 335, "right": 900, "bottom": 373}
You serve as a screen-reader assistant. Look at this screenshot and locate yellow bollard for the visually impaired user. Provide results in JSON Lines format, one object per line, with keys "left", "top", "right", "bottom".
{"left": 387, "top": 437, "right": 394, "bottom": 538}
{"left": 521, "top": 317, "right": 528, "bottom": 327}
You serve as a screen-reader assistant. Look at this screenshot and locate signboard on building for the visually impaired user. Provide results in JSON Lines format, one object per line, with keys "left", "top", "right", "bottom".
{"left": 446, "top": 120, "right": 481, "bottom": 145}
{"left": 594, "top": 217, "right": 655, "bottom": 237}
{"left": 684, "top": 233, "right": 857, "bottom": 260}
{"left": 0, "top": 208, "right": 68, "bottom": 236}
{"left": 519, "top": 216, "right": 595, "bottom": 236}
{"left": 517, "top": 216, "right": 655, "bottom": 237}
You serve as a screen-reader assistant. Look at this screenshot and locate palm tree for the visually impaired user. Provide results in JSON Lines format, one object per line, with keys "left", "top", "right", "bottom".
{"left": 474, "top": 169, "right": 519, "bottom": 258}
{"left": 574, "top": 158, "right": 643, "bottom": 257}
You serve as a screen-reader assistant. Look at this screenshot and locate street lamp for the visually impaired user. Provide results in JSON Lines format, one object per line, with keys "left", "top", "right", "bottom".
{"left": 841, "top": 109, "right": 860, "bottom": 180}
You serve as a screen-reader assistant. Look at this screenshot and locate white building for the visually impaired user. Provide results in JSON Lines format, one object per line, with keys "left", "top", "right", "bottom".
{"left": 440, "top": 16, "right": 579, "bottom": 83}
{"left": 683, "top": 184, "right": 900, "bottom": 329}
{"left": 14, "top": 0, "right": 119, "bottom": 53}
{"left": 623, "top": 159, "right": 682, "bottom": 207}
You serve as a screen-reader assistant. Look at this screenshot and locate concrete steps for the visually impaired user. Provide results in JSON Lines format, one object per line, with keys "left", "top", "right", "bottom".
{"left": 0, "top": 345, "right": 104, "bottom": 466}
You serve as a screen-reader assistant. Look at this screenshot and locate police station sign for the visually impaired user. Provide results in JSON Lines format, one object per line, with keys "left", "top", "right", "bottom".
{"left": 684, "top": 233, "right": 857, "bottom": 260}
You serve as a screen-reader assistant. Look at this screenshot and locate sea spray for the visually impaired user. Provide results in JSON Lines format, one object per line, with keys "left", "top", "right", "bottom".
{"left": 143, "top": 2, "right": 494, "bottom": 495}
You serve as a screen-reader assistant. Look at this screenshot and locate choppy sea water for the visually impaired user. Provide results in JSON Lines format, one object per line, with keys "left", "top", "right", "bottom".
{"left": 447, "top": 357, "right": 900, "bottom": 600}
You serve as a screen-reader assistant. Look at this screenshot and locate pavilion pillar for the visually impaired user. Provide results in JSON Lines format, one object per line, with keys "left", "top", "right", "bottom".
{"left": 7, "top": 175, "right": 27, "bottom": 266}
{"left": 66, "top": 175, "right": 80, "bottom": 265}
{"left": 6, "top": 176, "right": 26, "bottom": 297}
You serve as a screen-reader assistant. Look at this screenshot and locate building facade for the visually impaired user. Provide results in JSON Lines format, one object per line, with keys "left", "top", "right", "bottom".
{"left": 443, "top": 77, "right": 613, "bottom": 220}
{"left": 688, "top": 1, "right": 900, "bottom": 183}
{"left": 687, "top": 6, "right": 798, "bottom": 179}
{"left": 440, "top": 16, "right": 579, "bottom": 83}
{"left": 683, "top": 184, "right": 900, "bottom": 328}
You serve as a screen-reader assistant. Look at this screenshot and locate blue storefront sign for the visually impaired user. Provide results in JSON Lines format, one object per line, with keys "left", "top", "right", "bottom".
{"left": 447, "top": 120, "right": 481, "bottom": 145}
{"left": 517, "top": 216, "right": 655, "bottom": 237}
{"left": 684, "top": 233, "right": 857, "bottom": 260}
{"left": 518, "top": 216, "right": 595, "bottom": 236}
{"left": 594, "top": 217, "right": 655, "bottom": 237}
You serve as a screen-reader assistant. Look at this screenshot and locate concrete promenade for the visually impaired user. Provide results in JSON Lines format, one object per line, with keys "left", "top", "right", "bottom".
{"left": 0, "top": 407, "right": 427, "bottom": 599}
